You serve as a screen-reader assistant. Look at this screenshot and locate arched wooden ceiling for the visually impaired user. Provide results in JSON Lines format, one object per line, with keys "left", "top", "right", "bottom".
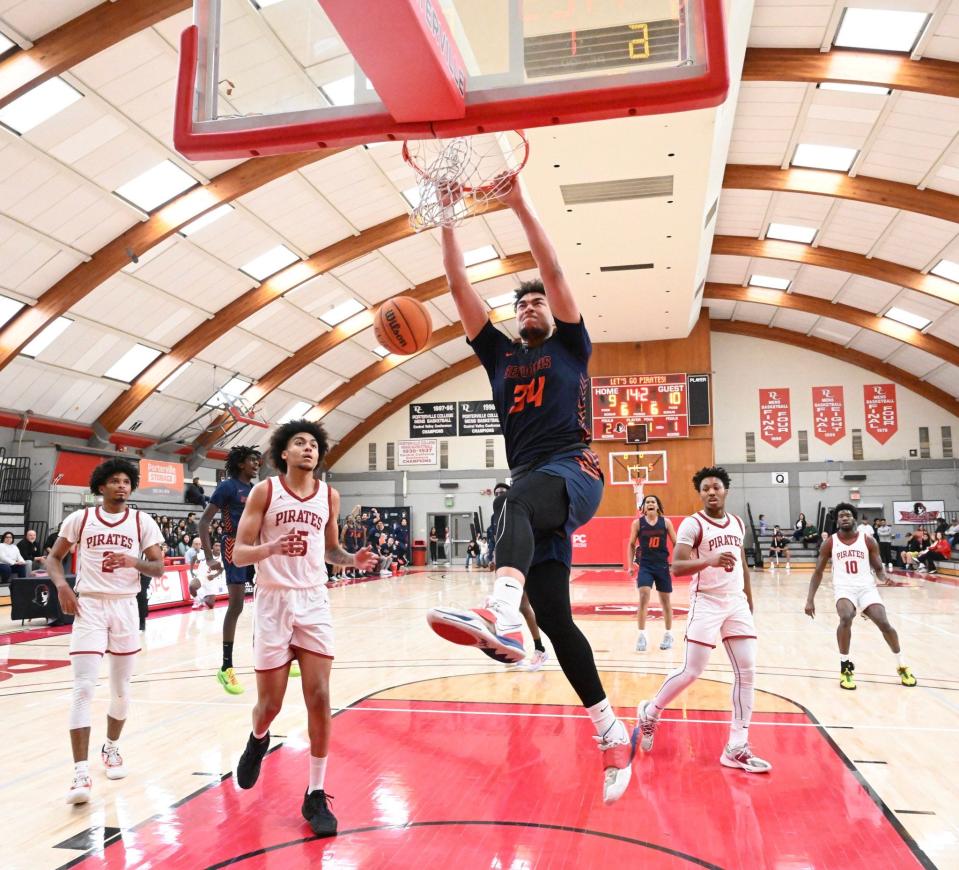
{"left": 703, "top": 283, "right": 959, "bottom": 366}
{"left": 0, "top": 0, "right": 190, "bottom": 108}
{"left": 191, "top": 252, "right": 534, "bottom": 451}
{"left": 712, "top": 320, "right": 959, "bottom": 418}
{"left": 712, "top": 236, "right": 959, "bottom": 306}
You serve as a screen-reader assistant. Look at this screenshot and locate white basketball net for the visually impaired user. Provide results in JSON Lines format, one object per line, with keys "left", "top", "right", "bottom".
{"left": 404, "top": 132, "right": 528, "bottom": 231}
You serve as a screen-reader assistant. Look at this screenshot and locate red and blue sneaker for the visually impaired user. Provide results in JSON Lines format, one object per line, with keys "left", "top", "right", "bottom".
{"left": 427, "top": 600, "right": 525, "bottom": 664}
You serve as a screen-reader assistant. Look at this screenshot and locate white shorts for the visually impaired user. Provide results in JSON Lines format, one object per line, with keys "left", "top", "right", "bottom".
{"left": 685, "top": 592, "right": 756, "bottom": 648}
{"left": 834, "top": 584, "right": 883, "bottom": 613}
{"left": 69, "top": 595, "right": 140, "bottom": 657}
{"left": 253, "top": 585, "right": 333, "bottom": 672}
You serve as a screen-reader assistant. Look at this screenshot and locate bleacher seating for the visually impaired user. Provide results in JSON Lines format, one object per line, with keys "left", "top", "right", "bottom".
{"left": 753, "top": 530, "right": 820, "bottom": 567}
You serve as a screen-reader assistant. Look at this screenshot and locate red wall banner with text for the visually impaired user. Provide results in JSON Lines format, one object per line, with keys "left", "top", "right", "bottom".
{"left": 863, "top": 384, "right": 898, "bottom": 444}
{"left": 759, "top": 388, "right": 792, "bottom": 447}
{"left": 812, "top": 386, "right": 846, "bottom": 445}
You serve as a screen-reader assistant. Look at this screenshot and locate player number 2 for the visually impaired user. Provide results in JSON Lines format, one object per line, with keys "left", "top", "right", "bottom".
{"left": 509, "top": 376, "right": 545, "bottom": 414}
{"left": 844, "top": 560, "right": 858, "bottom": 574}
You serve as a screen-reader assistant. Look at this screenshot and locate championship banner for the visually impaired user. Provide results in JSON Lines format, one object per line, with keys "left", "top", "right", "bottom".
{"left": 409, "top": 402, "right": 457, "bottom": 437}
{"left": 457, "top": 401, "right": 501, "bottom": 436}
{"left": 812, "top": 386, "right": 846, "bottom": 445}
{"left": 759, "top": 388, "right": 791, "bottom": 447}
{"left": 893, "top": 500, "right": 946, "bottom": 525}
{"left": 864, "top": 383, "right": 898, "bottom": 444}
{"left": 397, "top": 439, "right": 438, "bottom": 467}
{"left": 139, "top": 459, "right": 184, "bottom": 496}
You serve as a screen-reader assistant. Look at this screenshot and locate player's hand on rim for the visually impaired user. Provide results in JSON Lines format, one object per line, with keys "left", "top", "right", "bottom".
{"left": 492, "top": 173, "right": 524, "bottom": 209}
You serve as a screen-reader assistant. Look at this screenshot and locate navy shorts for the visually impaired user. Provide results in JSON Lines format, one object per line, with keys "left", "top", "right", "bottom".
{"left": 221, "top": 538, "right": 254, "bottom": 585}
{"left": 637, "top": 564, "right": 672, "bottom": 593}
{"left": 530, "top": 447, "right": 604, "bottom": 568}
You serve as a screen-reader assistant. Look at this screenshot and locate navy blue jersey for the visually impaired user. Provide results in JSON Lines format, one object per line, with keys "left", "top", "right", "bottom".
{"left": 638, "top": 515, "right": 669, "bottom": 565}
{"left": 210, "top": 477, "right": 252, "bottom": 540}
{"left": 468, "top": 317, "right": 591, "bottom": 468}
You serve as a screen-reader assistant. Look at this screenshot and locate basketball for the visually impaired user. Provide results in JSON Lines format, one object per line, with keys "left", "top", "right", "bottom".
{"left": 373, "top": 296, "right": 432, "bottom": 356}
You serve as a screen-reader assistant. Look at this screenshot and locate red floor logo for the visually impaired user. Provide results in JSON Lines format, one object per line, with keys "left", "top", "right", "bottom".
{"left": 0, "top": 658, "right": 70, "bottom": 682}
{"left": 570, "top": 603, "right": 689, "bottom": 620}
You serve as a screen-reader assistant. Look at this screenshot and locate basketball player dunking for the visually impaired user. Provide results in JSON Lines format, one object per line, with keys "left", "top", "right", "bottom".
{"left": 427, "top": 178, "right": 635, "bottom": 805}
{"left": 231, "top": 420, "right": 375, "bottom": 837}
{"left": 805, "top": 503, "right": 917, "bottom": 691}
{"left": 626, "top": 486, "right": 676, "bottom": 652}
{"left": 636, "top": 466, "right": 772, "bottom": 773}
{"left": 45, "top": 459, "right": 166, "bottom": 803}
{"left": 199, "top": 446, "right": 261, "bottom": 694}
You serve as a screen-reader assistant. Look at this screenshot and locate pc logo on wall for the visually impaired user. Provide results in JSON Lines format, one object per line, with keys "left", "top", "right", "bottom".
{"left": 892, "top": 500, "right": 945, "bottom": 524}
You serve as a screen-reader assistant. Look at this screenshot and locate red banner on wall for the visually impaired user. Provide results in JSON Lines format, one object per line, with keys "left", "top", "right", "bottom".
{"left": 863, "top": 383, "right": 898, "bottom": 444}
{"left": 812, "top": 386, "right": 846, "bottom": 445}
{"left": 571, "top": 515, "right": 685, "bottom": 566}
{"left": 759, "top": 388, "right": 791, "bottom": 447}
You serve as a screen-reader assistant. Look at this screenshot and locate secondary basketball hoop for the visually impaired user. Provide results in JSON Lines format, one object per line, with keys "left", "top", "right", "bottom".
{"left": 402, "top": 131, "right": 529, "bottom": 230}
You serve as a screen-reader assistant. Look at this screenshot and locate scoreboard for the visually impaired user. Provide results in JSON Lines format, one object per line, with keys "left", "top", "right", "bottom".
{"left": 591, "top": 373, "right": 689, "bottom": 441}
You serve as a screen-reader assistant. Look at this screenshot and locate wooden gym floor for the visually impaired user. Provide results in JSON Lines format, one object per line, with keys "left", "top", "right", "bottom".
{"left": 1, "top": 565, "right": 956, "bottom": 869}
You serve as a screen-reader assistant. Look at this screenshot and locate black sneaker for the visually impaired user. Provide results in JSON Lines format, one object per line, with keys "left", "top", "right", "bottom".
{"left": 236, "top": 732, "right": 270, "bottom": 789}
{"left": 301, "top": 789, "right": 337, "bottom": 837}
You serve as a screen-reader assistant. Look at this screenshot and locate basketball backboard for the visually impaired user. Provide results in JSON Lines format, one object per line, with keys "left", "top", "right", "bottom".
{"left": 609, "top": 449, "right": 668, "bottom": 486}
{"left": 175, "top": 0, "right": 728, "bottom": 160}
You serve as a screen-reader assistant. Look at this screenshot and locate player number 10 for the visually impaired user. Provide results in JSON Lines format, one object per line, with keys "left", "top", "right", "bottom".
{"left": 628, "top": 23, "right": 650, "bottom": 60}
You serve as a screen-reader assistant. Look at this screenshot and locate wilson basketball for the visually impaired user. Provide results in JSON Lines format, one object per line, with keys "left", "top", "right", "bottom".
{"left": 373, "top": 296, "right": 432, "bottom": 356}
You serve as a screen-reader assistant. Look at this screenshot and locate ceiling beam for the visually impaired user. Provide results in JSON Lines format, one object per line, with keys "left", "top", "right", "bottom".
{"left": 711, "top": 320, "right": 959, "bottom": 417}
{"left": 324, "top": 357, "right": 481, "bottom": 468}
{"left": 742, "top": 47, "right": 959, "bottom": 100}
{"left": 723, "top": 164, "right": 959, "bottom": 226}
{"left": 191, "top": 252, "right": 533, "bottom": 450}
{"left": 712, "top": 236, "right": 959, "bottom": 306}
{"left": 704, "top": 282, "right": 959, "bottom": 367}
{"left": 0, "top": 0, "right": 190, "bottom": 108}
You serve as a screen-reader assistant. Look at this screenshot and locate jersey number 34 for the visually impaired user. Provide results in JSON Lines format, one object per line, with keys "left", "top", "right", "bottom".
{"left": 509, "top": 376, "right": 545, "bottom": 415}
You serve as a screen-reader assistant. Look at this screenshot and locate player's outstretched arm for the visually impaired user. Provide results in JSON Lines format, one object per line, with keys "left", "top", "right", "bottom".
{"left": 495, "top": 178, "right": 579, "bottom": 323}
{"left": 441, "top": 224, "right": 489, "bottom": 341}
{"left": 805, "top": 536, "right": 832, "bottom": 617}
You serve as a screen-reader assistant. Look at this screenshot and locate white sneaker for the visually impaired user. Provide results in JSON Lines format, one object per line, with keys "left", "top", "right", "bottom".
{"left": 720, "top": 742, "right": 772, "bottom": 773}
{"left": 101, "top": 744, "right": 127, "bottom": 780}
{"left": 595, "top": 722, "right": 636, "bottom": 805}
{"left": 66, "top": 771, "right": 92, "bottom": 804}
{"left": 427, "top": 599, "right": 525, "bottom": 664}
{"left": 635, "top": 634, "right": 647, "bottom": 652}
{"left": 516, "top": 649, "right": 549, "bottom": 672}
{"left": 636, "top": 700, "right": 659, "bottom": 752}
{"left": 659, "top": 633, "right": 673, "bottom": 651}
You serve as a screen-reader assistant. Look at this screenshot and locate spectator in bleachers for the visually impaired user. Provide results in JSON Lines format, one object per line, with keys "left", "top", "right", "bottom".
{"left": 917, "top": 531, "right": 952, "bottom": 574}
{"left": 758, "top": 514, "right": 768, "bottom": 535}
{"left": 792, "top": 512, "right": 808, "bottom": 542}
{"left": 935, "top": 516, "right": 948, "bottom": 535}
{"left": 391, "top": 539, "right": 408, "bottom": 571}
{"left": 768, "top": 526, "right": 790, "bottom": 568}
{"left": 18, "top": 529, "right": 44, "bottom": 570}
{"left": 0, "top": 530, "right": 28, "bottom": 580}
{"left": 946, "top": 519, "right": 959, "bottom": 549}
{"left": 185, "top": 512, "right": 199, "bottom": 537}
{"left": 185, "top": 477, "right": 208, "bottom": 506}
{"left": 176, "top": 532, "right": 192, "bottom": 558}
{"left": 185, "top": 536, "right": 202, "bottom": 567}
{"left": 900, "top": 530, "right": 927, "bottom": 570}
{"left": 465, "top": 538, "right": 481, "bottom": 570}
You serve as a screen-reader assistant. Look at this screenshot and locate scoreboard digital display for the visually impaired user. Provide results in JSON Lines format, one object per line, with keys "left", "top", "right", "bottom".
{"left": 591, "top": 373, "right": 689, "bottom": 441}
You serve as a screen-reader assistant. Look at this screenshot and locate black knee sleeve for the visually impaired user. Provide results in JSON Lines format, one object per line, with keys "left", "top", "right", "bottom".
{"left": 493, "top": 473, "right": 569, "bottom": 577}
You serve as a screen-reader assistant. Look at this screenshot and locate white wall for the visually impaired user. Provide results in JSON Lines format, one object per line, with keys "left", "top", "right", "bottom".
{"left": 332, "top": 366, "right": 507, "bottom": 473}
{"left": 712, "top": 334, "right": 959, "bottom": 464}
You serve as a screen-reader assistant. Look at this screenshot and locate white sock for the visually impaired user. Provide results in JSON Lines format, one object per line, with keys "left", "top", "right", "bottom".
{"left": 308, "top": 755, "right": 328, "bottom": 793}
{"left": 840, "top": 654, "right": 850, "bottom": 668}
{"left": 895, "top": 651, "right": 906, "bottom": 668}
{"left": 587, "top": 698, "right": 625, "bottom": 742}
{"left": 74, "top": 760, "right": 89, "bottom": 776}
{"left": 253, "top": 727, "right": 268, "bottom": 740}
{"left": 663, "top": 629, "right": 672, "bottom": 637}
{"left": 729, "top": 723, "right": 748, "bottom": 747}
{"left": 491, "top": 575, "right": 524, "bottom": 612}
{"left": 638, "top": 629, "right": 646, "bottom": 638}
{"left": 104, "top": 738, "right": 118, "bottom": 750}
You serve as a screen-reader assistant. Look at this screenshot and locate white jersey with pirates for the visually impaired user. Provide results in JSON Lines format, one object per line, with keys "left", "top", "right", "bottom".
{"left": 831, "top": 530, "right": 873, "bottom": 588}
{"left": 59, "top": 506, "right": 163, "bottom": 596}
{"left": 676, "top": 511, "right": 746, "bottom": 595}
{"left": 255, "top": 475, "right": 330, "bottom": 591}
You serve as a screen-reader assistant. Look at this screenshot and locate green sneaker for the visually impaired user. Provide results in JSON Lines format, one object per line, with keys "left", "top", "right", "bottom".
{"left": 289, "top": 660, "right": 301, "bottom": 679}
{"left": 840, "top": 661, "right": 856, "bottom": 691}
{"left": 898, "top": 665, "right": 917, "bottom": 687}
{"left": 217, "top": 667, "right": 244, "bottom": 695}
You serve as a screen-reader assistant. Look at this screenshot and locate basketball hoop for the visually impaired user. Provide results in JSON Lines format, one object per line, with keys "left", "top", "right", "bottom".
{"left": 228, "top": 405, "right": 268, "bottom": 429}
{"left": 402, "top": 131, "right": 529, "bottom": 231}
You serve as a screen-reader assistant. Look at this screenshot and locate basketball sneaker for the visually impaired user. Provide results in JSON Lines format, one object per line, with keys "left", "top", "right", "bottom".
{"left": 66, "top": 770, "right": 92, "bottom": 804}
{"left": 898, "top": 665, "right": 917, "bottom": 687}
{"left": 101, "top": 743, "right": 127, "bottom": 780}
{"left": 516, "top": 649, "right": 549, "bottom": 672}
{"left": 236, "top": 732, "right": 270, "bottom": 789}
{"left": 659, "top": 633, "right": 674, "bottom": 651}
{"left": 635, "top": 634, "right": 647, "bottom": 652}
{"left": 217, "top": 667, "right": 244, "bottom": 695}
{"left": 595, "top": 721, "right": 637, "bottom": 805}
{"left": 302, "top": 789, "right": 337, "bottom": 837}
{"left": 840, "top": 661, "right": 856, "bottom": 691}
{"left": 720, "top": 743, "right": 772, "bottom": 773}
{"left": 289, "top": 660, "right": 301, "bottom": 679}
{"left": 635, "top": 700, "right": 659, "bottom": 752}
{"left": 426, "top": 600, "right": 525, "bottom": 664}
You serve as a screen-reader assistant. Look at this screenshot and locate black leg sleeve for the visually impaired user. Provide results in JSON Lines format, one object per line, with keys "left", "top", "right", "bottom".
{"left": 493, "top": 472, "right": 569, "bottom": 578}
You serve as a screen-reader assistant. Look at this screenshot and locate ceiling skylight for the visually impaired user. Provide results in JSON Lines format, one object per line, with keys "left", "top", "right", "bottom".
{"left": 372, "top": 345, "right": 391, "bottom": 358}
{"left": 463, "top": 245, "right": 499, "bottom": 267}
{"left": 486, "top": 291, "right": 518, "bottom": 309}
{"left": 834, "top": 8, "right": 928, "bottom": 53}
{"left": 157, "top": 361, "right": 191, "bottom": 392}
{"left": 319, "top": 298, "right": 365, "bottom": 327}
{"left": 792, "top": 143, "right": 858, "bottom": 172}
{"left": 277, "top": 400, "right": 314, "bottom": 424}
{"left": 115, "top": 161, "right": 198, "bottom": 212}
{"left": 207, "top": 376, "right": 251, "bottom": 408}
{"left": 931, "top": 259, "right": 959, "bottom": 284}
{"left": 241, "top": 245, "right": 299, "bottom": 281}
{"left": 818, "top": 82, "right": 891, "bottom": 96}
{"left": 749, "top": 275, "right": 791, "bottom": 291}
{"left": 884, "top": 306, "right": 930, "bottom": 330}
{"left": 180, "top": 204, "right": 234, "bottom": 237}
{"left": 22, "top": 317, "right": 73, "bottom": 357}
{"left": 104, "top": 344, "right": 162, "bottom": 382}
{"left": 0, "top": 77, "right": 82, "bottom": 134}
{"left": 0, "top": 296, "right": 24, "bottom": 329}
{"left": 766, "top": 223, "right": 817, "bottom": 245}
{"left": 0, "top": 33, "right": 14, "bottom": 54}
